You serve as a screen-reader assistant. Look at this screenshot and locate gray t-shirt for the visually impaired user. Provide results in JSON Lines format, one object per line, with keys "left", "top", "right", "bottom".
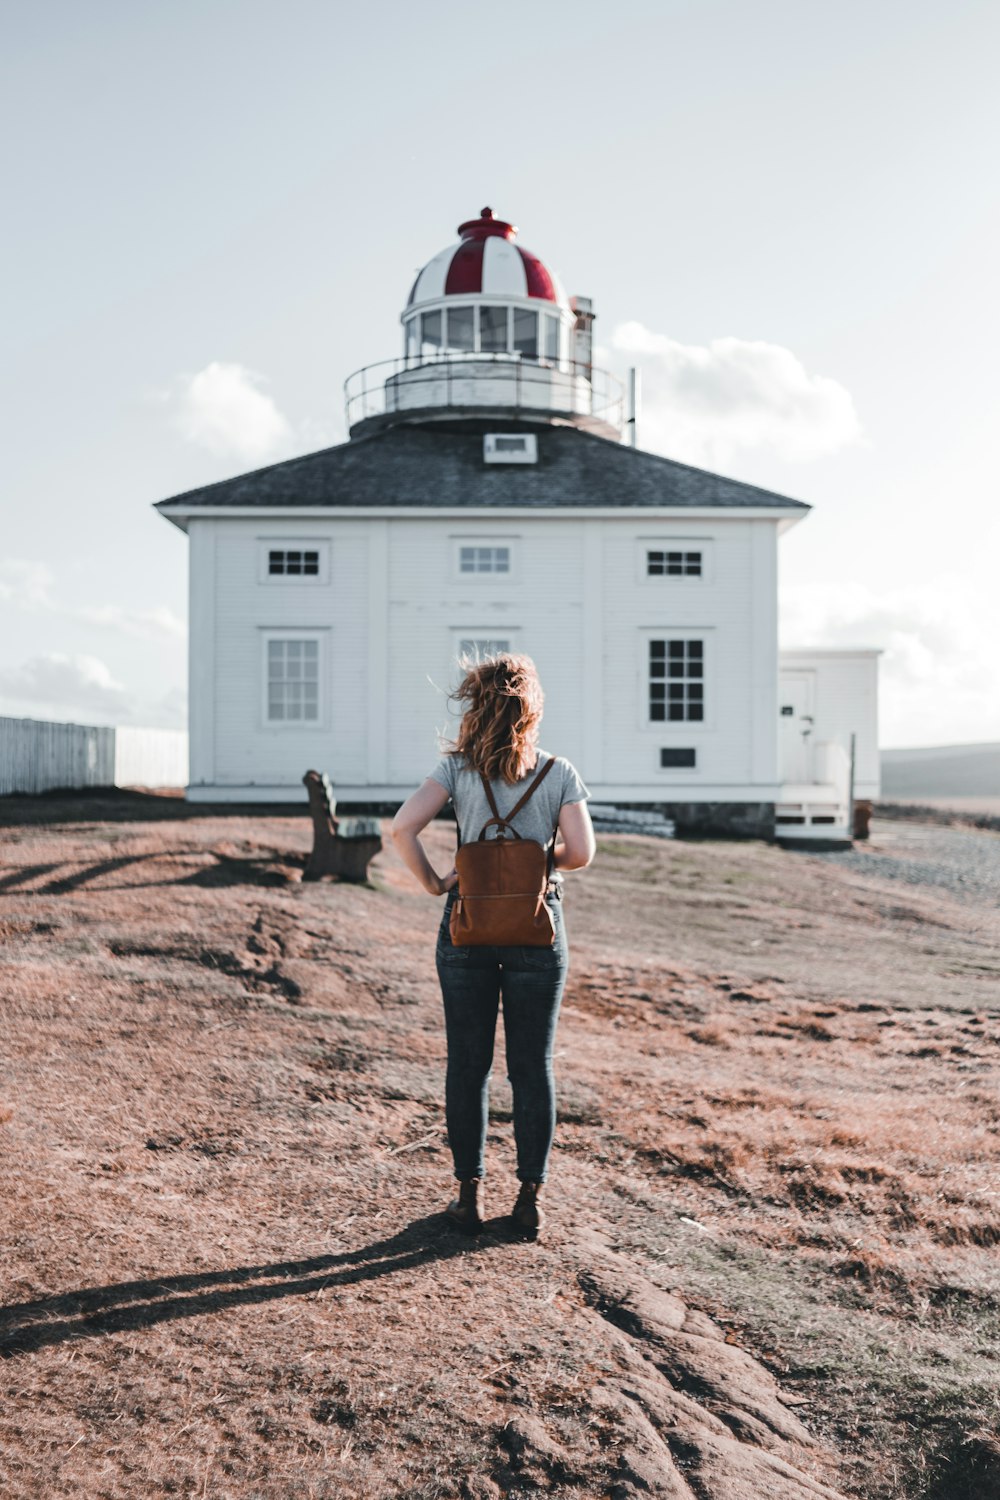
{"left": 428, "top": 748, "right": 590, "bottom": 851}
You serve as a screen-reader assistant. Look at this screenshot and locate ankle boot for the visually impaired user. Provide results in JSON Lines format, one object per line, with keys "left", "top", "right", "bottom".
{"left": 445, "top": 1176, "right": 485, "bottom": 1234}
{"left": 511, "top": 1180, "right": 545, "bottom": 1240}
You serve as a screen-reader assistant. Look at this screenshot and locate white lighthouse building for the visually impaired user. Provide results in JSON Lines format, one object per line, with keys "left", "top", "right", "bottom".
{"left": 156, "top": 207, "right": 879, "bottom": 839}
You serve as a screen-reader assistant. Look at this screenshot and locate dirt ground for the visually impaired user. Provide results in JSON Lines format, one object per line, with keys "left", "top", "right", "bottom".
{"left": 2, "top": 793, "right": 999, "bottom": 1500}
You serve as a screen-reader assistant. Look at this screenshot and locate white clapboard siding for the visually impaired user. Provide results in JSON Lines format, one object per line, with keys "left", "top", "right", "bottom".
{"left": 193, "top": 511, "right": 787, "bottom": 801}
{"left": 0, "top": 718, "right": 188, "bottom": 794}
{"left": 206, "top": 518, "right": 368, "bottom": 792}
{"left": 601, "top": 517, "right": 778, "bottom": 793}
{"left": 386, "top": 516, "right": 586, "bottom": 787}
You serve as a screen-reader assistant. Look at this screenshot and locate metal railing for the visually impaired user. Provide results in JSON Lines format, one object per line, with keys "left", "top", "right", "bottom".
{"left": 344, "top": 352, "right": 624, "bottom": 434}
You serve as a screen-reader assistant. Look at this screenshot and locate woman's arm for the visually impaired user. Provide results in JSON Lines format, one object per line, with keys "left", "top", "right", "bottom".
{"left": 552, "top": 800, "right": 597, "bottom": 872}
{"left": 390, "top": 778, "right": 459, "bottom": 896}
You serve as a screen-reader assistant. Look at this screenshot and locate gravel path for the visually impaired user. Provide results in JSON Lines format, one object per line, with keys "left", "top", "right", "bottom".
{"left": 815, "top": 817, "right": 1000, "bottom": 907}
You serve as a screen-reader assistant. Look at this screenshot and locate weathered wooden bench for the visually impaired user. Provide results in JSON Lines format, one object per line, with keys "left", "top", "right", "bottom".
{"left": 302, "top": 770, "right": 383, "bottom": 882}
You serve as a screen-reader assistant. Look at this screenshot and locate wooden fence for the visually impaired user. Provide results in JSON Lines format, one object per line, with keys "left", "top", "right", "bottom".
{"left": 0, "top": 717, "right": 188, "bottom": 795}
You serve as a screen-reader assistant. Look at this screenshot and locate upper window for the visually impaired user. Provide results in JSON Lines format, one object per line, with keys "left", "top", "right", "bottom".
{"left": 259, "top": 540, "right": 329, "bottom": 584}
{"left": 265, "top": 637, "right": 320, "bottom": 724}
{"left": 269, "top": 548, "right": 319, "bottom": 577}
{"left": 451, "top": 535, "right": 519, "bottom": 582}
{"left": 647, "top": 549, "right": 702, "bottom": 577}
{"left": 636, "top": 537, "right": 712, "bottom": 585}
{"left": 649, "top": 639, "right": 704, "bottom": 722}
{"left": 459, "top": 545, "right": 511, "bottom": 574}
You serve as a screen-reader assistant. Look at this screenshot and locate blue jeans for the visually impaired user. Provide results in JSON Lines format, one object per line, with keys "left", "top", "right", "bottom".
{"left": 435, "top": 886, "right": 569, "bottom": 1185}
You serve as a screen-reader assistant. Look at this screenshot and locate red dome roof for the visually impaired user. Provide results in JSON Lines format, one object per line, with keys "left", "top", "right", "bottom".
{"left": 406, "top": 208, "right": 570, "bottom": 311}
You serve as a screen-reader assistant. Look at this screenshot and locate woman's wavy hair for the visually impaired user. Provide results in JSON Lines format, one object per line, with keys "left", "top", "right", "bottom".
{"left": 444, "top": 652, "right": 544, "bottom": 784}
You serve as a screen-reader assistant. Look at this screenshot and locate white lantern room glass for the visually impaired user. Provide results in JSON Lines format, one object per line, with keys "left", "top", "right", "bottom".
{"left": 513, "top": 308, "right": 538, "bottom": 358}
{"left": 444, "top": 305, "right": 474, "bottom": 352}
{"left": 543, "top": 314, "right": 559, "bottom": 362}
{"left": 480, "top": 305, "right": 509, "bottom": 353}
{"left": 421, "top": 310, "right": 442, "bottom": 356}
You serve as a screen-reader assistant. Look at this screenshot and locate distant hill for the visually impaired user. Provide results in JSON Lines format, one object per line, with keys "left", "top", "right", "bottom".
{"left": 881, "top": 742, "right": 1000, "bottom": 798}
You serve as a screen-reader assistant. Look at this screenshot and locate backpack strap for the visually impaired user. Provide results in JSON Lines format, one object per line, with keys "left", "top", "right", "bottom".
{"left": 507, "top": 754, "right": 557, "bottom": 821}
{"left": 477, "top": 754, "right": 556, "bottom": 841}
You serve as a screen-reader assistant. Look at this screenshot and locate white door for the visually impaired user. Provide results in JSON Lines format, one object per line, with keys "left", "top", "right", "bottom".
{"left": 779, "top": 672, "right": 816, "bottom": 782}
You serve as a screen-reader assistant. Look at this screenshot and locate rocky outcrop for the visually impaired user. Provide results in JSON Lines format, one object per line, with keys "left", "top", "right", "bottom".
{"left": 573, "top": 1236, "right": 848, "bottom": 1500}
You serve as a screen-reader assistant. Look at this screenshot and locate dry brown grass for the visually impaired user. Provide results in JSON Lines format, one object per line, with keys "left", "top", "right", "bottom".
{"left": 1, "top": 796, "right": 999, "bottom": 1497}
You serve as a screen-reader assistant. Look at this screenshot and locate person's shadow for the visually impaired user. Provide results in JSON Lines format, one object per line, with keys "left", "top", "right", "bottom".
{"left": 0, "top": 1215, "right": 515, "bottom": 1359}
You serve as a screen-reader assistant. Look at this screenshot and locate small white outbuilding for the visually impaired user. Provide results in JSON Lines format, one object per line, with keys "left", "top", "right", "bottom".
{"left": 156, "top": 206, "right": 879, "bottom": 840}
{"left": 777, "top": 650, "right": 881, "bottom": 840}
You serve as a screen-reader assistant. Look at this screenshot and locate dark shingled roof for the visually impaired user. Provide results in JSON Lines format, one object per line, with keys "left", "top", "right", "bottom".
{"left": 155, "top": 420, "right": 811, "bottom": 514}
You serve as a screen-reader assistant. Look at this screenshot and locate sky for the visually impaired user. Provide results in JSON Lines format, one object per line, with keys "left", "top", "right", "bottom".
{"left": 2, "top": 0, "right": 998, "bottom": 749}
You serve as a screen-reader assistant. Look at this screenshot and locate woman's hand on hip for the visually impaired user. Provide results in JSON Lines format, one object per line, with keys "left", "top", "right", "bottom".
{"left": 433, "top": 867, "right": 459, "bottom": 896}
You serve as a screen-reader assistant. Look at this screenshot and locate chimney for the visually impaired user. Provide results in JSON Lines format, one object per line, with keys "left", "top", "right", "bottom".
{"left": 570, "top": 296, "right": 595, "bottom": 379}
{"left": 626, "top": 367, "right": 641, "bottom": 448}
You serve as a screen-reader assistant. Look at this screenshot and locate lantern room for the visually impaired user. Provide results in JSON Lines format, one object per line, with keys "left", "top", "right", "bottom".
{"left": 344, "top": 208, "right": 623, "bottom": 440}
{"left": 402, "top": 207, "right": 575, "bottom": 365}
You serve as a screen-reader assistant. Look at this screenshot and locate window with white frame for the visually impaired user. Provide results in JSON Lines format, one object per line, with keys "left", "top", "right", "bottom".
{"left": 264, "top": 636, "right": 321, "bottom": 724}
{"left": 268, "top": 548, "right": 320, "bottom": 576}
{"left": 649, "top": 638, "right": 704, "bottom": 722}
{"left": 637, "top": 537, "right": 712, "bottom": 585}
{"left": 458, "top": 637, "right": 511, "bottom": 660}
{"left": 458, "top": 544, "right": 511, "bottom": 574}
{"left": 647, "top": 548, "right": 702, "bottom": 577}
{"left": 259, "top": 540, "right": 328, "bottom": 584}
{"left": 484, "top": 433, "right": 537, "bottom": 463}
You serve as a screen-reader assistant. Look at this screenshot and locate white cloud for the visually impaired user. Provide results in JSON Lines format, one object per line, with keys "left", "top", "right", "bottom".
{"left": 160, "top": 362, "right": 343, "bottom": 463}
{"left": 76, "top": 603, "right": 186, "bottom": 639}
{"left": 610, "top": 322, "right": 862, "bottom": 467}
{"left": 0, "top": 653, "right": 132, "bottom": 719}
{"left": 780, "top": 576, "right": 1000, "bottom": 746}
{"left": 0, "top": 557, "right": 184, "bottom": 641}
{"left": 169, "top": 361, "right": 295, "bottom": 463}
{"left": 0, "top": 560, "right": 55, "bottom": 607}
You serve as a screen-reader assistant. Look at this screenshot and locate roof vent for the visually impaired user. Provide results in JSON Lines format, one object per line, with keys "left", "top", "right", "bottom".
{"left": 484, "top": 433, "right": 538, "bottom": 465}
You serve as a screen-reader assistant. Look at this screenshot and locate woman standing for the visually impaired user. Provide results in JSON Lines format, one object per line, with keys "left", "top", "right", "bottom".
{"left": 391, "top": 654, "right": 596, "bottom": 1242}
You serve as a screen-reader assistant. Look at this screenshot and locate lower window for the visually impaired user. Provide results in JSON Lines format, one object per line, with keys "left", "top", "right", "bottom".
{"left": 264, "top": 635, "right": 321, "bottom": 724}
{"left": 660, "top": 747, "right": 696, "bottom": 768}
{"left": 458, "top": 637, "right": 511, "bottom": 660}
{"left": 649, "top": 638, "right": 704, "bottom": 722}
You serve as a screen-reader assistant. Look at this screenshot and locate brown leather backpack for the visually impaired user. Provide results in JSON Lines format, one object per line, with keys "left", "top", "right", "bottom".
{"left": 449, "top": 755, "right": 560, "bottom": 947}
